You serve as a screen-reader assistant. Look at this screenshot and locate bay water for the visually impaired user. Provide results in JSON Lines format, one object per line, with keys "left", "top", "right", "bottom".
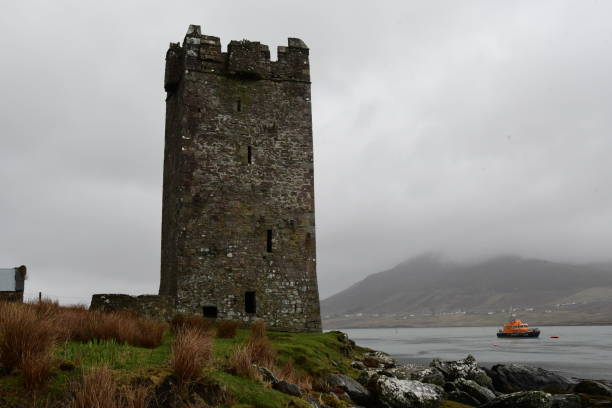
{"left": 342, "top": 326, "right": 612, "bottom": 381}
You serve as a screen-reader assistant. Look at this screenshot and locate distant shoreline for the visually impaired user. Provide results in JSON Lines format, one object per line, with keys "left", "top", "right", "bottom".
{"left": 324, "top": 321, "right": 612, "bottom": 330}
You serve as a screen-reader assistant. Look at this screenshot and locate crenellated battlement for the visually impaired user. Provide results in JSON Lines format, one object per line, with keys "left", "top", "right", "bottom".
{"left": 165, "top": 24, "right": 310, "bottom": 88}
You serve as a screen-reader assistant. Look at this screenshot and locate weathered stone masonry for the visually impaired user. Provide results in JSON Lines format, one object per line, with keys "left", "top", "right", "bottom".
{"left": 159, "top": 25, "right": 322, "bottom": 332}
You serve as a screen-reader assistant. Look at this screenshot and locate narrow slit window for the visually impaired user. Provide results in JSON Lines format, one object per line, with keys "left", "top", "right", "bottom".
{"left": 202, "top": 306, "right": 218, "bottom": 318}
{"left": 266, "top": 229, "right": 273, "bottom": 253}
{"left": 236, "top": 99, "right": 241, "bottom": 112}
{"left": 245, "top": 291, "right": 256, "bottom": 314}
{"left": 247, "top": 146, "right": 252, "bottom": 164}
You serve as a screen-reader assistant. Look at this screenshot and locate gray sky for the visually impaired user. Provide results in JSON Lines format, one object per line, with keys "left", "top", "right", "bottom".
{"left": 1, "top": 1, "right": 612, "bottom": 303}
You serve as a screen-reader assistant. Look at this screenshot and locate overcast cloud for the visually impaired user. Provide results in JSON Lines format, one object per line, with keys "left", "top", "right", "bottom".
{"left": 1, "top": 1, "right": 612, "bottom": 303}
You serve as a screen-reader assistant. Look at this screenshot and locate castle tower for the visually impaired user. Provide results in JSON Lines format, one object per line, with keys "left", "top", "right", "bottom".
{"left": 159, "top": 25, "right": 321, "bottom": 332}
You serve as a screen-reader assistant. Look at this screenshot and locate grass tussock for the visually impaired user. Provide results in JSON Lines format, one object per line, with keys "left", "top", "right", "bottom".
{"left": 68, "top": 367, "right": 118, "bottom": 408}
{"left": 0, "top": 301, "right": 58, "bottom": 389}
{"left": 272, "top": 360, "right": 313, "bottom": 391}
{"left": 228, "top": 320, "right": 277, "bottom": 380}
{"left": 228, "top": 342, "right": 261, "bottom": 380}
{"left": 216, "top": 320, "right": 240, "bottom": 339}
{"left": 250, "top": 320, "right": 267, "bottom": 340}
{"left": 170, "top": 328, "right": 214, "bottom": 385}
{"left": 68, "top": 367, "right": 154, "bottom": 408}
{"left": 171, "top": 314, "right": 214, "bottom": 334}
{"left": 21, "top": 351, "right": 55, "bottom": 390}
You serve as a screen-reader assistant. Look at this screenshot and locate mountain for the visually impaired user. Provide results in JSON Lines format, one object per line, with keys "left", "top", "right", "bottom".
{"left": 321, "top": 254, "right": 612, "bottom": 326}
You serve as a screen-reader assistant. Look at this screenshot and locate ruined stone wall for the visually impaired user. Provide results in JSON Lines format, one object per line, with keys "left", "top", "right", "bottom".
{"left": 0, "top": 291, "right": 23, "bottom": 303}
{"left": 90, "top": 294, "right": 175, "bottom": 321}
{"left": 159, "top": 25, "right": 321, "bottom": 332}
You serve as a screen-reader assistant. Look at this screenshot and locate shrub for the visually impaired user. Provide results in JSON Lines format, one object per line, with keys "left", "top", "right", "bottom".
{"left": 68, "top": 367, "right": 118, "bottom": 408}
{"left": 170, "top": 328, "right": 213, "bottom": 385}
{"left": 216, "top": 320, "right": 240, "bottom": 339}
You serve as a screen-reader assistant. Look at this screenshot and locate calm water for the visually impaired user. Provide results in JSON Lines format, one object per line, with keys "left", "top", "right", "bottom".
{"left": 342, "top": 326, "right": 612, "bottom": 381}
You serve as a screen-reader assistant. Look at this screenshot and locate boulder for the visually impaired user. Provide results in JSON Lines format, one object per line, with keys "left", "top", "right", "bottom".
{"left": 374, "top": 376, "right": 443, "bottom": 408}
{"left": 410, "top": 367, "right": 446, "bottom": 386}
{"left": 480, "top": 391, "right": 554, "bottom": 408}
{"left": 430, "top": 355, "right": 493, "bottom": 389}
{"left": 485, "top": 364, "right": 573, "bottom": 393}
{"left": 258, "top": 366, "right": 302, "bottom": 397}
{"left": 551, "top": 394, "right": 582, "bottom": 408}
{"left": 452, "top": 378, "right": 496, "bottom": 404}
{"left": 273, "top": 380, "right": 302, "bottom": 397}
{"left": 326, "top": 373, "right": 374, "bottom": 406}
{"left": 364, "top": 351, "right": 396, "bottom": 369}
{"left": 572, "top": 380, "right": 612, "bottom": 397}
{"left": 446, "top": 390, "right": 481, "bottom": 406}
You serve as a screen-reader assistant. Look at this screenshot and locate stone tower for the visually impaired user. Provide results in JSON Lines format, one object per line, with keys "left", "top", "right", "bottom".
{"left": 159, "top": 25, "right": 321, "bottom": 332}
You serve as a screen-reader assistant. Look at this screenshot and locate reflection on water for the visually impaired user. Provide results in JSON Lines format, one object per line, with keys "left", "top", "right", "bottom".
{"left": 341, "top": 326, "right": 612, "bottom": 380}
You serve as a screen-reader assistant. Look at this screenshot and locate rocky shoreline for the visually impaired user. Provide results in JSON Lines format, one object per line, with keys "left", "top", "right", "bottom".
{"left": 295, "top": 333, "right": 612, "bottom": 408}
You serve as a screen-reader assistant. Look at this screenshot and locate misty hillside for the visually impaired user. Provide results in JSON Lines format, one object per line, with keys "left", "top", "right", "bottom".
{"left": 321, "top": 254, "right": 612, "bottom": 317}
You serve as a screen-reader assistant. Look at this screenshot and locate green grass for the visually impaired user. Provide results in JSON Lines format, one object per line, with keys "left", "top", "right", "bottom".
{"left": 0, "top": 329, "right": 367, "bottom": 408}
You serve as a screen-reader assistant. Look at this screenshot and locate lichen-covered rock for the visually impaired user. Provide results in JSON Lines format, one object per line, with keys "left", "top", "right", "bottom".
{"left": 551, "top": 394, "right": 582, "bottom": 408}
{"left": 452, "top": 378, "right": 496, "bottom": 404}
{"left": 365, "top": 351, "right": 396, "bottom": 369}
{"left": 572, "top": 380, "right": 612, "bottom": 397}
{"left": 326, "top": 373, "right": 373, "bottom": 406}
{"left": 273, "top": 380, "right": 302, "bottom": 397}
{"left": 485, "top": 364, "right": 572, "bottom": 393}
{"left": 410, "top": 368, "right": 446, "bottom": 386}
{"left": 480, "top": 391, "right": 553, "bottom": 408}
{"left": 430, "top": 355, "right": 492, "bottom": 389}
{"left": 374, "top": 377, "right": 443, "bottom": 408}
{"left": 446, "top": 390, "right": 481, "bottom": 406}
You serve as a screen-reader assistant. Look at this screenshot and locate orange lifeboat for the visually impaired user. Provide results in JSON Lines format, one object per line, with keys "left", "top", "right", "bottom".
{"left": 497, "top": 318, "right": 540, "bottom": 338}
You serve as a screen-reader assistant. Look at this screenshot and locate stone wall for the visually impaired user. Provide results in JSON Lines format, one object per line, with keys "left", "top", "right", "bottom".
{"left": 0, "top": 291, "right": 23, "bottom": 302}
{"left": 90, "top": 294, "right": 175, "bottom": 321}
{"left": 159, "top": 25, "right": 321, "bottom": 332}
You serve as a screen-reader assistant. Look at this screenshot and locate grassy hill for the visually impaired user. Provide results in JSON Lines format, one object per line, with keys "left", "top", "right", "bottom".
{"left": 0, "top": 300, "right": 370, "bottom": 408}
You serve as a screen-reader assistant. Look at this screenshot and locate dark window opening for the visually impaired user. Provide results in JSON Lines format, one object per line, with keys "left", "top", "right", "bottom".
{"left": 236, "top": 99, "right": 242, "bottom": 112}
{"left": 266, "top": 229, "right": 273, "bottom": 253}
{"left": 247, "top": 146, "right": 252, "bottom": 164}
{"left": 203, "top": 306, "right": 218, "bottom": 318}
{"left": 245, "top": 291, "right": 256, "bottom": 314}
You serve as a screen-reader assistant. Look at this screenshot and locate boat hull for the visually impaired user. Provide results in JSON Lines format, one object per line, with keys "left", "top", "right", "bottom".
{"left": 497, "top": 330, "right": 540, "bottom": 338}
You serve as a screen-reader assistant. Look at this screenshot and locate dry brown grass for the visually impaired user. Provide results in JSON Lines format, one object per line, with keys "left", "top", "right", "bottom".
{"left": 272, "top": 360, "right": 313, "bottom": 391}
{"left": 0, "top": 299, "right": 166, "bottom": 382}
{"left": 0, "top": 302, "right": 58, "bottom": 373}
{"left": 68, "top": 367, "right": 154, "bottom": 408}
{"left": 250, "top": 320, "right": 267, "bottom": 340}
{"left": 170, "top": 328, "right": 214, "bottom": 385}
{"left": 68, "top": 367, "right": 118, "bottom": 408}
{"left": 120, "top": 384, "right": 154, "bottom": 408}
{"left": 21, "top": 351, "right": 55, "bottom": 390}
{"left": 228, "top": 342, "right": 261, "bottom": 380}
{"left": 216, "top": 320, "right": 240, "bottom": 339}
{"left": 171, "top": 315, "right": 214, "bottom": 334}
{"left": 59, "top": 307, "right": 166, "bottom": 349}
{"left": 246, "top": 336, "right": 276, "bottom": 368}
{"left": 228, "top": 323, "right": 277, "bottom": 380}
